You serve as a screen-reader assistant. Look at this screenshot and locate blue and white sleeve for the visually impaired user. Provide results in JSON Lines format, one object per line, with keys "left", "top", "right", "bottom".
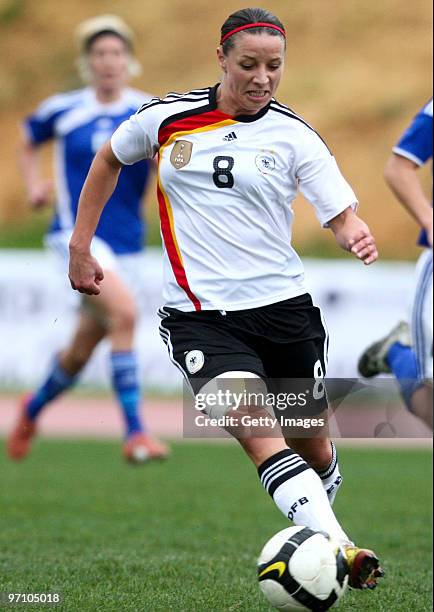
{"left": 23, "top": 95, "right": 66, "bottom": 145}
{"left": 393, "top": 99, "right": 433, "bottom": 166}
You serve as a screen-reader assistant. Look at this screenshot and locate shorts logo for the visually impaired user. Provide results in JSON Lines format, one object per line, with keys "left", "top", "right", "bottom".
{"left": 185, "top": 350, "right": 205, "bottom": 374}
{"left": 170, "top": 140, "right": 193, "bottom": 169}
{"left": 255, "top": 153, "right": 276, "bottom": 174}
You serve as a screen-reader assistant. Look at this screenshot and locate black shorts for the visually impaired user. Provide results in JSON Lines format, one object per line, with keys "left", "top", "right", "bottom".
{"left": 158, "top": 294, "right": 328, "bottom": 400}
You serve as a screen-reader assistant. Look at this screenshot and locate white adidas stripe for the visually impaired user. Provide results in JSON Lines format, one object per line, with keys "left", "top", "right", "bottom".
{"left": 158, "top": 313, "right": 193, "bottom": 394}
{"left": 263, "top": 462, "right": 307, "bottom": 492}
{"left": 261, "top": 456, "right": 305, "bottom": 489}
{"left": 260, "top": 454, "right": 298, "bottom": 482}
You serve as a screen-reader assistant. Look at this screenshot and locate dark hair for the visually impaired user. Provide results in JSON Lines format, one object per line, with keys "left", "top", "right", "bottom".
{"left": 85, "top": 30, "right": 132, "bottom": 53}
{"left": 220, "top": 7, "right": 285, "bottom": 54}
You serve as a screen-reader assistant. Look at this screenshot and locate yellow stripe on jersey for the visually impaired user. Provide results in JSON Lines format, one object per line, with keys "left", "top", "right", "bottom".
{"left": 160, "top": 119, "right": 237, "bottom": 149}
{"left": 157, "top": 119, "right": 238, "bottom": 265}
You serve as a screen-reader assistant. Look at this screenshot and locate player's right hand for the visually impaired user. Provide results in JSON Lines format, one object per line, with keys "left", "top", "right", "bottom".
{"left": 68, "top": 249, "right": 104, "bottom": 295}
{"left": 28, "top": 179, "right": 53, "bottom": 210}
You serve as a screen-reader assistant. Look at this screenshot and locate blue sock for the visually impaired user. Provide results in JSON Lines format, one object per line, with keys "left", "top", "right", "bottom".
{"left": 387, "top": 342, "right": 421, "bottom": 408}
{"left": 110, "top": 351, "right": 145, "bottom": 437}
{"left": 27, "top": 358, "right": 77, "bottom": 421}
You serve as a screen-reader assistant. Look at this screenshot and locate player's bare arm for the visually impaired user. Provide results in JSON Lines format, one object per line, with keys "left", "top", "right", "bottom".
{"left": 384, "top": 153, "right": 433, "bottom": 246}
{"left": 69, "top": 141, "right": 123, "bottom": 295}
{"left": 18, "top": 137, "right": 54, "bottom": 209}
{"left": 328, "top": 206, "right": 378, "bottom": 265}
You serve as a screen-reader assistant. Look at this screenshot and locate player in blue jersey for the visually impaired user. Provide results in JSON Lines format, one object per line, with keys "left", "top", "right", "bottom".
{"left": 7, "top": 15, "right": 169, "bottom": 462}
{"left": 359, "top": 99, "right": 433, "bottom": 429}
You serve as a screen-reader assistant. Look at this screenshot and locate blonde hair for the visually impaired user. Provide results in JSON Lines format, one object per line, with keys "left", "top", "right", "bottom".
{"left": 74, "top": 15, "right": 142, "bottom": 82}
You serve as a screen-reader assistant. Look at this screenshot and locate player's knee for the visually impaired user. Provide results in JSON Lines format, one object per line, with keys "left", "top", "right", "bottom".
{"left": 295, "top": 442, "right": 333, "bottom": 472}
{"left": 111, "top": 302, "right": 137, "bottom": 333}
{"left": 197, "top": 371, "right": 267, "bottom": 419}
{"left": 312, "top": 449, "right": 333, "bottom": 472}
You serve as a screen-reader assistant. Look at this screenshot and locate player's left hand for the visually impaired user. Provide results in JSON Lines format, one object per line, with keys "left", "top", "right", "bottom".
{"left": 329, "top": 207, "right": 378, "bottom": 265}
{"left": 348, "top": 230, "right": 378, "bottom": 265}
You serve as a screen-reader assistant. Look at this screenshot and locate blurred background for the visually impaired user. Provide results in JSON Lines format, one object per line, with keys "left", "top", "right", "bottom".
{"left": 0, "top": 0, "right": 432, "bottom": 393}
{"left": 0, "top": 5, "right": 432, "bottom": 609}
{"left": 0, "top": 0, "right": 432, "bottom": 251}
{"left": 0, "top": 0, "right": 432, "bottom": 253}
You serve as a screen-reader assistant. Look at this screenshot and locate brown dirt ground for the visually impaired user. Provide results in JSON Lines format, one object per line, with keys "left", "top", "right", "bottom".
{"left": 0, "top": 395, "right": 431, "bottom": 447}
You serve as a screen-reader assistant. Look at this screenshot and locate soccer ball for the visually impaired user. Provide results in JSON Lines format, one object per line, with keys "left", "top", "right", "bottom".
{"left": 257, "top": 526, "right": 349, "bottom": 611}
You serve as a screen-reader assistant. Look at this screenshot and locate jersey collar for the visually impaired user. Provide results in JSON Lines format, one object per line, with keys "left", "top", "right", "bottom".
{"left": 209, "top": 84, "right": 271, "bottom": 123}
{"left": 86, "top": 87, "right": 132, "bottom": 113}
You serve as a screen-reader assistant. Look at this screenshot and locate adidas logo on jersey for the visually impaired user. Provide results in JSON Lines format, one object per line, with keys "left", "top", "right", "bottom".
{"left": 223, "top": 131, "right": 237, "bottom": 142}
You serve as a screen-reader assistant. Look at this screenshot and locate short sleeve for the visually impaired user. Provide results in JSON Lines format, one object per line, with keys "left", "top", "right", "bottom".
{"left": 393, "top": 101, "right": 433, "bottom": 166}
{"left": 295, "top": 128, "right": 358, "bottom": 226}
{"left": 24, "top": 100, "right": 60, "bottom": 144}
{"left": 111, "top": 105, "right": 161, "bottom": 165}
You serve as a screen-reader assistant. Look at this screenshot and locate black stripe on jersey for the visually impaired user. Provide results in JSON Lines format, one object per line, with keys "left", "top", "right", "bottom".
{"left": 140, "top": 83, "right": 274, "bottom": 129}
{"left": 159, "top": 95, "right": 216, "bottom": 131}
{"left": 137, "top": 94, "right": 209, "bottom": 115}
{"left": 163, "top": 95, "right": 207, "bottom": 103}
{"left": 165, "top": 88, "right": 210, "bottom": 98}
{"left": 137, "top": 97, "right": 161, "bottom": 113}
{"left": 270, "top": 100, "right": 318, "bottom": 130}
{"left": 269, "top": 101, "right": 332, "bottom": 154}
{"left": 137, "top": 88, "right": 210, "bottom": 114}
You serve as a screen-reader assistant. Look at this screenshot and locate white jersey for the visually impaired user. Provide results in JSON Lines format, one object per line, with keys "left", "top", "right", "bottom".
{"left": 112, "top": 85, "right": 357, "bottom": 312}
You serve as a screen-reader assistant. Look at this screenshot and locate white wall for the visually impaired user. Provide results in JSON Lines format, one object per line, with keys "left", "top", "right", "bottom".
{"left": 0, "top": 249, "right": 414, "bottom": 390}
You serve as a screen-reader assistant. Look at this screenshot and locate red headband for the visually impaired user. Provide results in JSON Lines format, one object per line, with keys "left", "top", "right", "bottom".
{"left": 220, "top": 22, "right": 286, "bottom": 45}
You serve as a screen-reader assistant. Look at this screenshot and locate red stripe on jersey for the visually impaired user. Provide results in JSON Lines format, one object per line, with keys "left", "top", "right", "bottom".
{"left": 157, "top": 183, "right": 202, "bottom": 311}
{"left": 158, "top": 109, "right": 231, "bottom": 146}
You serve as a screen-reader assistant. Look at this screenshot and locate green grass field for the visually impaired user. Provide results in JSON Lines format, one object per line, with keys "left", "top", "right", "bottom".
{"left": 0, "top": 441, "right": 432, "bottom": 611}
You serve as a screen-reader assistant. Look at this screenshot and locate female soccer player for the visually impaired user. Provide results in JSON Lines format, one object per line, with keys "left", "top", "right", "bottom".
{"left": 67, "top": 8, "right": 383, "bottom": 590}
{"left": 7, "top": 15, "right": 168, "bottom": 463}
